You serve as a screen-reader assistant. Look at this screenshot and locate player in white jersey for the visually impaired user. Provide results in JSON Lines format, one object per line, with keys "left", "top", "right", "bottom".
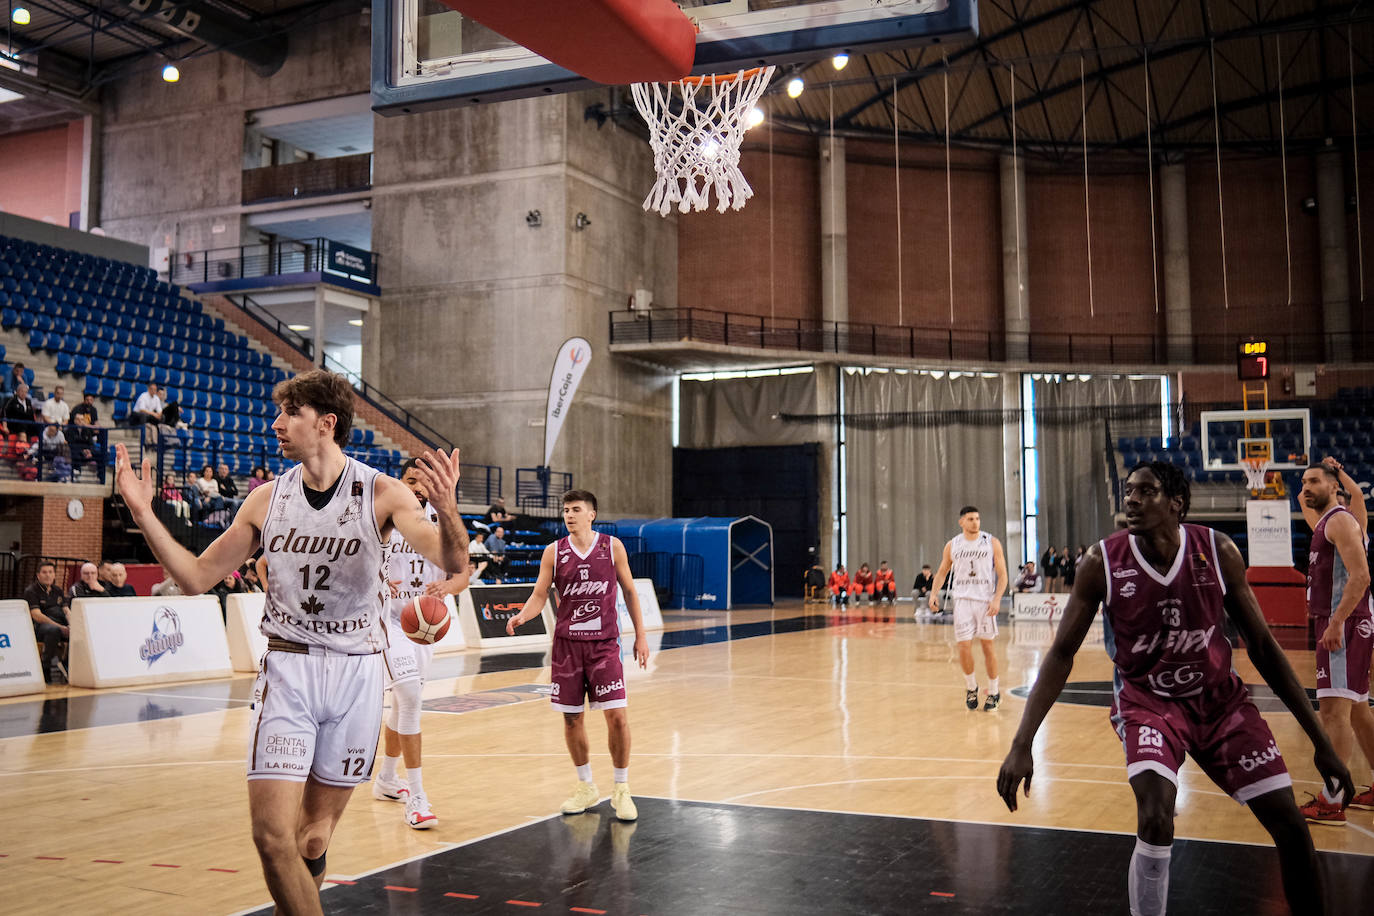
{"left": 114, "top": 369, "right": 467, "bottom": 916}
{"left": 373, "top": 457, "right": 468, "bottom": 829}
{"left": 929, "top": 505, "right": 1009, "bottom": 711}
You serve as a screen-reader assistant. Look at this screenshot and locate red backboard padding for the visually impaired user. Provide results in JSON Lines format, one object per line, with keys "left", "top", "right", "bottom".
{"left": 442, "top": 0, "right": 696, "bottom": 85}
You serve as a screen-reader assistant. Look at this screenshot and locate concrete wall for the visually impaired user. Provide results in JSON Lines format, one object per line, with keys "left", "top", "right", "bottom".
{"left": 366, "top": 91, "right": 674, "bottom": 517}
{"left": 0, "top": 122, "right": 85, "bottom": 227}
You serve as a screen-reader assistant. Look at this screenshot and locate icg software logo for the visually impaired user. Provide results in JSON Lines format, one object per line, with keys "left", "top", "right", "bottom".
{"left": 140, "top": 607, "right": 185, "bottom": 666}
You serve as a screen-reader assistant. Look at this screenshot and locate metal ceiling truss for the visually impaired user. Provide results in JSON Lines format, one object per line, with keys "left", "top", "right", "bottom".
{"left": 784, "top": 0, "right": 1374, "bottom": 162}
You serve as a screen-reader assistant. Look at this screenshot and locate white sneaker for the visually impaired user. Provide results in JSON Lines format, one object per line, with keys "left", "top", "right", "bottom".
{"left": 406, "top": 791, "right": 437, "bottom": 829}
{"left": 373, "top": 775, "right": 409, "bottom": 802}
{"left": 611, "top": 783, "right": 638, "bottom": 822}
{"left": 561, "top": 780, "right": 600, "bottom": 815}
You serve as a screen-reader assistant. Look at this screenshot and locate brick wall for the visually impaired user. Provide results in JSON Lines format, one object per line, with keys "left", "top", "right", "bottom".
{"left": 681, "top": 137, "right": 1374, "bottom": 347}
{"left": 200, "top": 295, "right": 433, "bottom": 458}
{"left": 5, "top": 495, "right": 103, "bottom": 561}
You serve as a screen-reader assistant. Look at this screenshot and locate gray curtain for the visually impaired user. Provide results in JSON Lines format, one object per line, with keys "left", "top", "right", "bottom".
{"left": 679, "top": 372, "right": 819, "bottom": 448}
{"left": 1034, "top": 375, "right": 1162, "bottom": 550}
{"left": 845, "top": 370, "right": 1006, "bottom": 590}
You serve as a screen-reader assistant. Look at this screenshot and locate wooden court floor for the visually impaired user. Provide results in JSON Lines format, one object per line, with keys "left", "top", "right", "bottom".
{"left": 1, "top": 600, "right": 1371, "bottom": 914}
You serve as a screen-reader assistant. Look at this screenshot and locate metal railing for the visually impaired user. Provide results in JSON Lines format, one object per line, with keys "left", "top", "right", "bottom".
{"left": 242, "top": 153, "right": 372, "bottom": 205}
{"left": 609, "top": 307, "right": 1374, "bottom": 366}
{"left": 171, "top": 237, "right": 378, "bottom": 287}
{"left": 0, "top": 418, "right": 107, "bottom": 484}
{"left": 515, "top": 467, "right": 573, "bottom": 511}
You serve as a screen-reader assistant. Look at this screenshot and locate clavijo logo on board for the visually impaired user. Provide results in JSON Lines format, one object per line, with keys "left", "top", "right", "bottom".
{"left": 140, "top": 607, "right": 185, "bottom": 666}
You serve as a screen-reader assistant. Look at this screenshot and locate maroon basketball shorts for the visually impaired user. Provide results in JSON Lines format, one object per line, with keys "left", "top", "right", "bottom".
{"left": 1313, "top": 614, "right": 1374, "bottom": 702}
{"left": 1111, "top": 684, "right": 1290, "bottom": 804}
{"left": 550, "top": 636, "right": 626, "bottom": 713}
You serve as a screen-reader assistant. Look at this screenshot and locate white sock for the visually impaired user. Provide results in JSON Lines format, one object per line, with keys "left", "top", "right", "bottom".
{"left": 988, "top": 678, "right": 1000, "bottom": 694}
{"left": 1128, "top": 839, "right": 1171, "bottom": 916}
{"left": 576, "top": 763, "right": 593, "bottom": 783}
{"left": 406, "top": 767, "right": 424, "bottom": 796}
{"left": 380, "top": 754, "right": 400, "bottom": 781}
{"left": 613, "top": 767, "right": 628, "bottom": 784}
{"left": 1320, "top": 785, "right": 1344, "bottom": 805}
{"left": 964, "top": 673, "right": 978, "bottom": 690}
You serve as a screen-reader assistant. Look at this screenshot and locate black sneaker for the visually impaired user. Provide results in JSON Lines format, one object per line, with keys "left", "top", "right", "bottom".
{"left": 983, "top": 692, "right": 1000, "bottom": 712}
{"left": 965, "top": 688, "right": 979, "bottom": 710}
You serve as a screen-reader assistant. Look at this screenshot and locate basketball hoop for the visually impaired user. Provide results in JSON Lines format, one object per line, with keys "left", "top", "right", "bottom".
{"left": 1242, "top": 457, "right": 1271, "bottom": 491}
{"left": 631, "top": 66, "right": 775, "bottom": 215}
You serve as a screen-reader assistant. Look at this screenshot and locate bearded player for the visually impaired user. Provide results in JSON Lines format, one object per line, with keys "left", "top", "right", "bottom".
{"left": 506, "top": 489, "right": 649, "bottom": 821}
{"left": 1296, "top": 460, "right": 1374, "bottom": 825}
{"left": 999, "top": 462, "right": 1351, "bottom": 916}
{"left": 373, "top": 458, "right": 469, "bottom": 829}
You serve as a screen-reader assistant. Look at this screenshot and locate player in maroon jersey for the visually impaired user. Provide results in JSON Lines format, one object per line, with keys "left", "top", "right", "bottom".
{"left": 1296, "top": 460, "right": 1374, "bottom": 825}
{"left": 507, "top": 489, "right": 649, "bottom": 822}
{"left": 998, "top": 462, "right": 1351, "bottom": 916}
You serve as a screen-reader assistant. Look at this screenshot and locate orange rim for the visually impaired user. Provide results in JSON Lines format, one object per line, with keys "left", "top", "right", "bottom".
{"left": 672, "top": 67, "right": 768, "bottom": 87}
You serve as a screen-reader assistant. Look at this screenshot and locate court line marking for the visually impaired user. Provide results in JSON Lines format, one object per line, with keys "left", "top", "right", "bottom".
{"left": 635, "top": 795, "right": 1374, "bottom": 855}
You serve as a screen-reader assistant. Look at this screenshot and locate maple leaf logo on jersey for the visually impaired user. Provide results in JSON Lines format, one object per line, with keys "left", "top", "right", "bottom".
{"left": 410, "top": 577, "right": 423, "bottom": 589}
{"left": 300, "top": 595, "right": 325, "bottom": 616}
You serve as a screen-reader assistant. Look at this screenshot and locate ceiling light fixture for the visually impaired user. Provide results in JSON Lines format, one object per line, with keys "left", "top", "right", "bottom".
{"left": 348, "top": 318, "right": 363, "bottom": 327}
{"left": 786, "top": 76, "right": 804, "bottom": 99}
{"left": 745, "top": 107, "right": 765, "bottom": 129}
{"left": 832, "top": 53, "right": 849, "bottom": 71}
{"left": 11, "top": 7, "right": 31, "bottom": 25}
{"left": 162, "top": 63, "right": 180, "bottom": 83}
{"left": 287, "top": 324, "right": 310, "bottom": 332}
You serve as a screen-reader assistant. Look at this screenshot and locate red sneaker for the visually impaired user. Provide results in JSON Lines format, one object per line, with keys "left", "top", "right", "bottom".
{"left": 1349, "top": 786, "right": 1374, "bottom": 811}
{"left": 1298, "top": 792, "right": 1346, "bottom": 825}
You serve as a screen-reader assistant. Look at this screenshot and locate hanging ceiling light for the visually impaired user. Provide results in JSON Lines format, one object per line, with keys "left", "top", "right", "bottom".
{"left": 745, "top": 106, "right": 765, "bottom": 129}
{"left": 162, "top": 63, "right": 180, "bottom": 83}
{"left": 11, "top": 7, "right": 31, "bottom": 25}
{"left": 832, "top": 53, "right": 849, "bottom": 71}
{"left": 786, "top": 76, "right": 804, "bottom": 99}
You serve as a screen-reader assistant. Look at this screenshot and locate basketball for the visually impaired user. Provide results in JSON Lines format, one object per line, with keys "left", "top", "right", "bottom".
{"left": 400, "top": 595, "right": 451, "bottom": 645}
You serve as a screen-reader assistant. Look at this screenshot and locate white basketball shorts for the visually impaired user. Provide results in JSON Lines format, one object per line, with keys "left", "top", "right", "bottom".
{"left": 383, "top": 632, "right": 434, "bottom": 687}
{"left": 953, "top": 597, "right": 998, "bottom": 642}
{"left": 247, "top": 649, "right": 384, "bottom": 786}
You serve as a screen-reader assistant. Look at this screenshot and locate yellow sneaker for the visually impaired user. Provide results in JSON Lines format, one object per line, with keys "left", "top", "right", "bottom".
{"left": 560, "top": 781, "right": 600, "bottom": 815}
{"left": 611, "top": 783, "right": 638, "bottom": 822}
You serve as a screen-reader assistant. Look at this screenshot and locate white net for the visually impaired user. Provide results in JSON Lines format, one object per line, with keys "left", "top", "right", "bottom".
{"left": 631, "top": 66, "right": 775, "bottom": 216}
{"left": 1242, "top": 458, "right": 1271, "bottom": 491}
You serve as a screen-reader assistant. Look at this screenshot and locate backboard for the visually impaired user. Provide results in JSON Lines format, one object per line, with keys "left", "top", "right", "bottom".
{"left": 372, "top": 0, "right": 978, "bottom": 116}
{"left": 1199, "top": 408, "right": 1311, "bottom": 472}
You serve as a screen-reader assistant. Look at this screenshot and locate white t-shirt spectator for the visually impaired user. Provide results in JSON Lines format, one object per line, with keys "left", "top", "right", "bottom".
{"left": 41, "top": 396, "right": 70, "bottom": 425}
{"left": 133, "top": 390, "right": 164, "bottom": 417}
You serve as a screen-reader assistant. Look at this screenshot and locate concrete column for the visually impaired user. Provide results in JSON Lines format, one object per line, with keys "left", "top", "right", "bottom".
{"left": 80, "top": 114, "right": 102, "bottom": 231}
{"left": 1001, "top": 371, "right": 1024, "bottom": 566}
{"left": 312, "top": 286, "right": 325, "bottom": 367}
{"left": 999, "top": 154, "right": 1029, "bottom": 361}
{"left": 820, "top": 134, "right": 848, "bottom": 325}
{"left": 1316, "top": 150, "right": 1352, "bottom": 361}
{"left": 1160, "top": 163, "right": 1193, "bottom": 364}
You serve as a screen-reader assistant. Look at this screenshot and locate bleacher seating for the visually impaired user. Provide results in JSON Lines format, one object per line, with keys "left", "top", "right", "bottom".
{"left": 1115, "top": 399, "right": 1374, "bottom": 512}
{"left": 1, "top": 233, "right": 405, "bottom": 477}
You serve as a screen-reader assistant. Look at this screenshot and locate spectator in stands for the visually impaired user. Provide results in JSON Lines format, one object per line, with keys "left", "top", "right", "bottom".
{"left": 25, "top": 561, "right": 70, "bottom": 684}
{"left": 875, "top": 561, "right": 898, "bottom": 602}
{"left": 68, "top": 413, "right": 99, "bottom": 477}
{"left": 97, "top": 559, "right": 118, "bottom": 591}
{"left": 470, "top": 529, "right": 491, "bottom": 573}
{"left": 130, "top": 383, "right": 164, "bottom": 427}
{"left": 247, "top": 466, "right": 269, "bottom": 492}
{"left": 215, "top": 462, "right": 242, "bottom": 508}
{"left": 1060, "top": 546, "right": 1079, "bottom": 592}
{"left": 486, "top": 525, "right": 508, "bottom": 583}
{"left": 2, "top": 382, "right": 39, "bottom": 430}
{"left": 106, "top": 563, "right": 137, "bottom": 597}
{"left": 912, "top": 564, "right": 934, "bottom": 600}
{"left": 1014, "top": 561, "right": 1043, "bottom": 593}
{"left": 41, "top": 385, "right": 70, "bottom": 426}
{"left": 70, "top": 392, "right": 99, "bottom": 425}
{"left": 1, "top": 362, "right": 27, "bottom": 396}
{"left": 484, "top": 497, "right": 515, "bottom": 528}
{"left": 161, "top": 472, "right": 192, "bottom": 525}
{"left": 193, "top": 464, "right": 224, "bottom": 511}
{"left": 1040, "top": 546, "right": 1061, "bottom": 593}
{"left": 851, "top": 563, "right": 876, "bottom": 602}
{"left": 150, "top": 566, "right": 183, "bottom": 597}
{"left": 69, "top": 562, "right": 107, "bottom": 600}
{"left": 468, "top": 555, "right": 488, "bottom": 586}
{"left": 38, "top": 423, "right": 71, "bottom": 482}
{"left": 828, "top": 563, "right": 851, "bottom": 606}
{"left": 240, "top": 561, "right": 264, "bottom": 593}
{"left": 210, "top": 570, "right": 244, "bottom": 617}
